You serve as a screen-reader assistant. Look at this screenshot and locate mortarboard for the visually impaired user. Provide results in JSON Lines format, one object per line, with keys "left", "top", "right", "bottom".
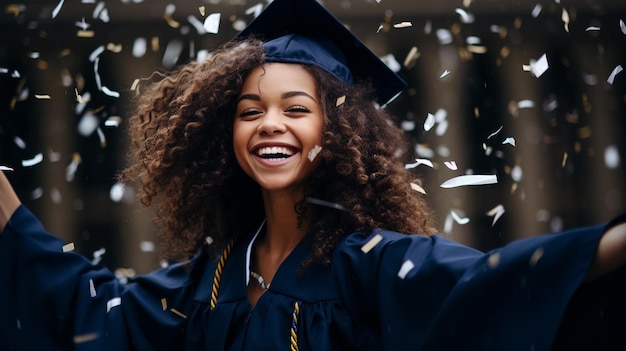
{"left": 237, "top": 0, "right": 407, "bottom": 106}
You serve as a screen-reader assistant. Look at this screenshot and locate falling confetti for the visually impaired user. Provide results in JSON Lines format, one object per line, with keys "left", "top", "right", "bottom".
{"left": 73, "top": 333, "right": 100, "bottom": 344}
{"left": 502, "top": 137, "right": 516, "bottom": 146}
{"left": 488, "top": 252, "right": 501, "bottom": 268}
{"left": 604, "top": 145, "right": 621, "bottom": 169}
{"left": 486, "top": 204, "right": 505, "bottom": 226}
{"left": 106, "top": 297, "right": 121, "bottom": 313}
{"left": 306, "top": 197, "right": 348, "bottom": 211}
{"left": 529, "top": 248, "right": 544, "bottom": 267}
{"left": 335, "top": 95, "right": 346, "bottom": 106}
{"left": 528, "top": 53, "right": 549, "bottom": 78}
{"left": 397, "top": 260, "right": 415, "bottom": 279}
{"left": 410, "top": 182, "right": 426, "bottom": 194}
{"left": 405, "top": 158, "right": 434, "bottom": 169}
{"left": 443, "top": 161, "right": 457, "bottom": 170}
{"left": 620, "top": 20, "right": 626, "bottom": 34}
{"left": 161, "top": 298, "right": 168, "bottom": 311}
{"left": 607, "top": 65, "right": 623, "bottom": 84}
{"left": 22, "top": 153, "right": 44, "bottom": 167}
{"left": 393, "top": 21, "right": 412, "bottom": 29}
{"left": 450, "top": 210, "right": 470, "bottom": 225}
{"left": 52, "top": 0, "right": 65, "bottom": 19}
{"left": 170, "top": 308, "right": 187, "bottom": 319}
{"left": 89, "top": 279, "right": 97, "bottom": 297}
{"left": 0, "top": 166, "right": 14, "bottom": 172}
{"left": 361, "top": 233, "right": 383, "bottom": 253}
{"left": 440, "top": 174, "right": 498, "bottom": 188}
{"left": 307, "top": 145, "right": 323, "bottom": 162}
{"left": 62, "top": 242, "right": 75, "bottom": 252}
{"left": 204, "top": 13, "right": 221, "bottom": 34}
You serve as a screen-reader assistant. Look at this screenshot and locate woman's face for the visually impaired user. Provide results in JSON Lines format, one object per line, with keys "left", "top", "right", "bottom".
{"left": 233, "top": 63, "right": 324, "bottom": 194}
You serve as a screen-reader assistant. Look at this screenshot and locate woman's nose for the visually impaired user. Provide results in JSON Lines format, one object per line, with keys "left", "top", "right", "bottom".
{"left": 257, "top": 110, "right": 287, "bottom": 135}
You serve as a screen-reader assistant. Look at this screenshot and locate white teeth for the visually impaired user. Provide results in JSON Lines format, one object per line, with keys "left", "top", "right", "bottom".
{"left": 256, "top": 146, "right": 295, "bottom": 157}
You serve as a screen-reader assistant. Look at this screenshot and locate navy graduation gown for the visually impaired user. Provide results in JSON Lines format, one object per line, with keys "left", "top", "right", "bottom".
{"left": 0, "top": 204, "right": 624, "bottom": 350}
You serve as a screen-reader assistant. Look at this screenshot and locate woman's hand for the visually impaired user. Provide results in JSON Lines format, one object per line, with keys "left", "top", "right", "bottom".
{"left": 585, "top": 221, "right": 626, "bottom": 282}
{"left": 0, "top": 171, "right": 21, "bottom": 233}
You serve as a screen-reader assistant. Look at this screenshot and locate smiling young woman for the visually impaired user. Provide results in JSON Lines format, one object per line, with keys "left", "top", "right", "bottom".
{"left": 1, "top": 0, "right": 626, "bottom": 350}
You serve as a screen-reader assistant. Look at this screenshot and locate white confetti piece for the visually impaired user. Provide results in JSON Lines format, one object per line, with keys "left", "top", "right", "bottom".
{"left": 335, "top": 95, "right": 346, "bottom": 106}
{"left": 187, "top": 15, "right": 206, "bottom": 34}
{"left": 562, "top": 8, "right": 570, "bottom": 32}
{"left": 511, "top": 165, "right": 523, "bottom": 182}
{"left": 424, "top": 113, "right": 435, "bottom": 131}
{"left": 92, "top": 247, "right": 106, "bottom": 265}
{"left": 245, "top": 3, "right": 264, "bottom": 18}
{"left": 502, "top": 137, "right": 516, "bottom": 146}
{"left": 306, "top": 197, "right": 348, "bottom": 211}
{"left": 139, "top": 241, "right": 155, "bottom": 252}
{"left": 66, "top": 154, "right": 81, "bottom": 182}
{"left": 34, "top": 94, "right": 51, "bottom": 99}
{"left": 517, "top": 100, "right": 535, "bottom": 109}
{"left": 105, "top": 116, "right": 121, "bottom": 127}
{"left": 110, "top": 182, "right": 126, "bottom": 202}
{"left": 486, "top": 204, "right": 505, "bottom": 226}
{"left": 22, "top": 153, "right": 44, "bottom": 167}
{"left": 203, "top": 13, "right": 221, "bottom": 34}
{"left": 78, "top": 113, "right": 99, "bottom": 137}
{"left": 62, "top": 242, "right": 75, "bottom": 252}
{"left": 529, "top": 54, "right": 549, "bottom": 78}
{"left": 101, "top": 86, "right": 120, "bottom": 98}
{"left": 440, "top": 70, "right": 451, "bottom": 78}
{"left": 440, "top": 174, "right": 498, "bottom": 188}
{"left": 162, "top": 39, "right": 184, "bottom": 69}
{"left": 380, "top": 54, "right": 401, "bottom": 73}
{"left": 455, "top": 8, "right": 474, "bottom": 23}
{"left": 397, "top": 260, "right": 415, "bottom": 279}
{"left": 604, "top": 145, "right": 621, "bottom": 169}
{"left": 620, "top": 20, "right": 626, "bottom": 35}
{"left": 89, "top": 279, "right": 97, "bottom": 297}
{"left": 607, "top": 65, "right": 623, "bottom": 84}
{"left": 132, "top": 37, "right": 147, "bottom": 58}
{"left": 487, "top": 126, "right": 503, "bottom": 139}
{"left": 361, "top": 234, "right": 383, "bottom": 253}
{"left": 436, "top": 28, "right": 453, "bottom": 45}
{"left": 450, "top": 210, "right": 470, "bottom": 225}
{"left": 52, "top": 0, "right": 65, "bottom": 19}
{"left": 443, "top": 161, "right": 457, "bottom": 170}
{"left": 307, "top": 145, "right": 323, "bottom": 162}
{"left": 106, "top": 297, "right": 121, "bottom": 313}
{"left": 405, "top": 158, "right": 434, "bottom": 169}
{"left": 531, "top": 4, "right": 542, "bottom": 18}
{"left": 393, "top": 21, "right": 412, "bottom": 29}
{"left": 0, "top": 166, "right": 14, "bottom": 172}
{"left": 403, "top": 46, "right": 420, "bottom": 68}
{"left": 205, "top": 236, "right": 214, "bottom": 245}
{"left": 410, "top": 182, "right": 426, "bottom": 194}
{"left": 585, "top": 26, "right": 601, "bottom": 32}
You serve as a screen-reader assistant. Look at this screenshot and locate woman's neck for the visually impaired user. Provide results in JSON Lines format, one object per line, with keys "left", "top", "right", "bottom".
{"left": 259, "top": 189, "right": 308, "bottom": 259}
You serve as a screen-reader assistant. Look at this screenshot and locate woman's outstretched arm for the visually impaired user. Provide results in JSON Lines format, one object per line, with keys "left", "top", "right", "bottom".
{"left": 584, "top": 220, "right": 626, "bottom": 282}
{"left": 0, "top": 171, "right": 21, "bottom": 233}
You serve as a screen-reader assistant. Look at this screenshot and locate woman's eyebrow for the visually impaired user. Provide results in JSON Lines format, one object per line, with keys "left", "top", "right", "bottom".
{"left": 238, "top": 93, "right": 260, "bottom": 102}
{"left": 282, "top": 91, "right": 317, "bottom": 102}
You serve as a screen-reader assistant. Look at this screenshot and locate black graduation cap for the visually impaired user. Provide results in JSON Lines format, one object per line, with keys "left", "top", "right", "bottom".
{"left": 237, "top": 0, "right": 407, "bottom": 106}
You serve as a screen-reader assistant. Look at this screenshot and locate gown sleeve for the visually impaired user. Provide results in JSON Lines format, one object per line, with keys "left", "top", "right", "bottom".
{"left": 333, "top": 217, "right": 626, "bottom": 351}
{"left": 0, "top": 205, "right": 199, "bottom": 351}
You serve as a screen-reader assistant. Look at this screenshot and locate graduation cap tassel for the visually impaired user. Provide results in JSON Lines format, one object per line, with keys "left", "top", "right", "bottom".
{"left": 290, "top": 300, "right": 302, "bottom": 351}
{"left": 210, "top": 239, "right": 235, "bottom": 310}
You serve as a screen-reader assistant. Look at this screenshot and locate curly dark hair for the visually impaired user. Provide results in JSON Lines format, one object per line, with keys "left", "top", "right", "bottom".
{"left": 119, "top": 37, "right": 437, "bottom": 263}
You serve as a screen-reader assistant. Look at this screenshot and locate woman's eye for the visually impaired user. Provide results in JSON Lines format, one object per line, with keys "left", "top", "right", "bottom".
{"left": 238, "top": 108, "right": 261, "bottom": 118}
{"left": 286, "top": 105, "right": 310, "bottom": 113}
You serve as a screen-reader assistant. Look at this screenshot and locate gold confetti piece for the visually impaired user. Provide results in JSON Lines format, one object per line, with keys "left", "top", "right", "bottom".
{"left": 77, "top": 30, "right": 95, "bottom": 38}
{"left": 403, "top": 46, "right": 420, "bottom": 68}
{"left": 361, "top": 234, "right": 383, "bottom": 253}
{"left": 578, "top": 126, "right": 592, "bottom": 139}
{"left": 106, "top": 43, "right": 122, "bottom": 53}
{"left": 467, "top": 45, "right": 487, "bottom": 54}
{"left": 307, "top": 145, "right": 322, "bottom": 162}
{"left": 488, "top": 252, "right": 501, "bottom": 268}
{"left": 529, "top": 248, "right": 544, "bottom": 267}
{"left": 199, "top": 6, "right": 205, "bottom": 17}
{"left": 410, "top": 182, "right": 426, "bottom": 194}
{"left": 6, "top": 4, "right": 25, "bottom": 17}
{"left": 106, "top": 297, "right": 121, "bottom": 313}
{"left": 562, "top": 152, "right": 568, "bottom": 168}
{"left": 62, "top": 242, "right": 75, "bottom": 252}
{"left": 397, "top": 260, "right": 415, "bottom": 279}
{"left": 73, "top": 333, "right": 99, "bottom": 344}
{"left": 335, "top": 95, "right": 346, "bottom": 106}
{"left": 164, "top": 14, "right": 180, "bottom": 28}
{"left": 161, "top": 298, "right": 168, "bottom": 311}
{"left": 170, "top": 308, "right": 187, "bottom": 319}
{"left": 393, "top": 21, "right": 412, "bottom": 29}
{"left": 35, "top": 94, "right": 51, "bottom": 99}
{"left": 130, "top": 78, "right": 140, "bottom": 92}
{"left": 151, "top": 36, "right": 160, "bottom": 52}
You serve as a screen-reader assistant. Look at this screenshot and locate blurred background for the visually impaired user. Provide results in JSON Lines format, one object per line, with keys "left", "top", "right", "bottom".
{"left": 1, "top": 0, "right": 624, "bottom": 274}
